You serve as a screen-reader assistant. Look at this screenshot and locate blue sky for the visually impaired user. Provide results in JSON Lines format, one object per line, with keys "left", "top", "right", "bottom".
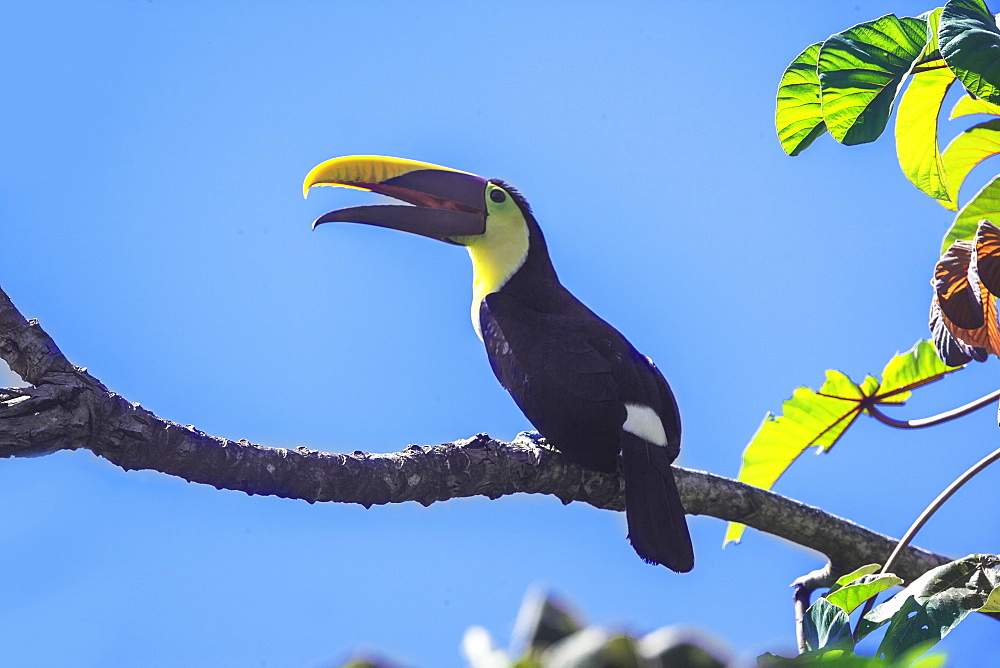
{"left": 1, "top": 1, "right": 998, "bottom": 665}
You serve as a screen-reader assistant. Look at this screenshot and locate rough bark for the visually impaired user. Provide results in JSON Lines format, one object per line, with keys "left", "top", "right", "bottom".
{"left": 0, "top": 286, "right": 955, "bottom": 583}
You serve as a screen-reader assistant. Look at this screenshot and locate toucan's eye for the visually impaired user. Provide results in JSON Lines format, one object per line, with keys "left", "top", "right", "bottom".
{"left": 490, "top": 189, "right": 507, "bottom": 203}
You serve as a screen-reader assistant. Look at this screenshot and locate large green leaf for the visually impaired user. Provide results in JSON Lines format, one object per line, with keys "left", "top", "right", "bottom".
{"left": 949, "top": 93, "right": 1000, "bottom": 119}
{"left": 776, "top": 43, "right": 828, "bottom": 156}
{"left": 819, "top": 15, "right": 929, "bottom": 145}
{"left": 916, "top": 7, "right": 945, "bottom": 62}
{"left": 726, "top": 341, "right": 963, "bottom": 544}
{"left": 940, "top": 119, "right": 1000, "bottom": 211}
{"left": 939, "top": 0, "right": 1000, "bottom": 104}
{"left": 940, "top": 175, "right": 1000, "bottom": 253}
{"left": 875, "top": 597, "right": 939, "bottom": 661}
{"left": 895, "top": 59, "right": 956, "bottom": 203}
{"left": 728, "top": 373, "right": 868, "bottom": 530}
{"left": 804, "top": 598, "right": 853, "bottom": 652}
{"left": 827, "top": 574, "right": 905, "bottom": 615}
{"left": 860, "top": 555, "right": 1000, "bottom": 659}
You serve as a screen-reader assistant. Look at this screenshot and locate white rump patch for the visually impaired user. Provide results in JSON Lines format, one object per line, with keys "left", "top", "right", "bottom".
{"left": 623, "top": 403, "right": 667, "bottom": 447}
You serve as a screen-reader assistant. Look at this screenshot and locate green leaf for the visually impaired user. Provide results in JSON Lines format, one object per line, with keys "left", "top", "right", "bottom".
{"left": 832, "top": 564, "right": 883, "bottom": 590}
{"left": 777, "top": 43, "right": 828, "bottom": 156}
{"left": 727, "top": 342, "right": 963, "bottom": 544}
{"left": 949, "top": 93, "right": 1000, "bottom": 119}
{"left": 725, "top": 374, "right": 866, "bottom": 544}
{"left": 979, "top": 584, "right": 1000, "bottom": 612}
{"left": 804, "top": 598, "right": 853, "bottom": 652}
{"left": 939, "top": 119, "right": 1000, "bottom": 211}
{"left": 860, "top": 554, "right": 1000, "bottom": 656}
{"left": 940, "top": 175, "right": 1000, "bottom": 253}
{"left": 757, "top": 648, "right": 945, "bottom": 666}
{"left": 939, "top": 0, "right": 1000, "bottom": 104}
{"left": 826, "top": 574, "right": 904, "bottom": 615}
{"left": 879, "top": 339, "right": 964, "bottom": 401}
{"left": 916, "top": 7, "right": 945, "bottom": 62}
{"left": 819, "top": 15, "right": 929, "bottom": 145}
{"left": 876, "top": 597, "right": 939, "bottom": 661}
{"left": 895, "top": 59, "right": 956, "bottom": 203}
{"left": 910, "top": 652, "right": 949, "bottom": 668}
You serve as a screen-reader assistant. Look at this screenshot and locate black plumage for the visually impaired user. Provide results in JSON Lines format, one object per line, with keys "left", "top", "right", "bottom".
{"left": 479, "top": 186, "right": 694, "bottom": 572}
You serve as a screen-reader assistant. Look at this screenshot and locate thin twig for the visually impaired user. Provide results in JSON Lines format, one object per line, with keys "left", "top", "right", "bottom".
{"left": 853, "top": 443, "right": 1000, "bottom": 638}
{"left": 865, "top": 388, "right": 1000, "bottom": 429}
{"left": 791, "top": 564, "right": 834, "bottom": 653}
{"left": 794, "top": 585, "right": 811, "bottom": 653}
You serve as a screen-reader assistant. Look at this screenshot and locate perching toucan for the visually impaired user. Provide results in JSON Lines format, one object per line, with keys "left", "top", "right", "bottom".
{"left": 303, "top": 156, "right": 694, "bottom": 572}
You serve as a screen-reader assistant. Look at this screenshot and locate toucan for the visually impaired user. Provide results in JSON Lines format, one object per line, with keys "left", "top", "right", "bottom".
{"left": 303, "top": 156, "right": 694, "bottom": 572}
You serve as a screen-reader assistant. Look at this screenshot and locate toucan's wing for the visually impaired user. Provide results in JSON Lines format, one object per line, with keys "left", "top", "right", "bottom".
{"left": 482, "top": 292, "right": 693, "bottom": 571}
{"left": 481, "top": 293, "right": 626, "bottom": 473}
{"left": 636, "top": 354, "right": 682, "bottom": 461}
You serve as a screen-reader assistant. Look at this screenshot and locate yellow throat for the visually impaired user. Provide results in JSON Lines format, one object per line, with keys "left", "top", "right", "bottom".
{"left": 453, "top": 184, "right": 530, "bottom": 340}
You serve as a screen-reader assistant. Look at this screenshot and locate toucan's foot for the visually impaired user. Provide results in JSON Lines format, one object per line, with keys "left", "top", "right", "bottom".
{"left": 514, "top": 430, "right": 548, "bottom": 447}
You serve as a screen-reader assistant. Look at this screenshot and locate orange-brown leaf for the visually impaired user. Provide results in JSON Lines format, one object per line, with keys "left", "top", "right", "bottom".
{"left": 930, "top": 297, "right": 988, "bottom": 365}
{"left": 943, "top": 288, "right": 1000, "bottom": 356}
{"left": 934, "top": 240, "right": 985, "bottom": 329}
{"left": 974, "top": 219, "right": 1000, "bottom": 295}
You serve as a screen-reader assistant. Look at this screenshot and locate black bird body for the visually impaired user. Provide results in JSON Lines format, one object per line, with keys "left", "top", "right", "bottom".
{"left": 477, "top": 192, "right": 693, "bottom": 572}
{"left": 304, "top": 156, "right": 694, "bottom": 572}
{"left": 481, "top": 286, "right": 677, "bottom": 474}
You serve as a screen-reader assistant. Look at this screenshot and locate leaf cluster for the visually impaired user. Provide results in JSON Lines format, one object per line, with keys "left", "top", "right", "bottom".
{"left": 760, "top": 1, "right": 1000, "bottom": 514}
{"left": 761, "top": 555, "right": 999, "bottom": 666}
{"left": 759, "top": 4, "right": 1000, "bottom": 658}
{"left": 777, "top": 0, "right": 1000, "bottom": 256}
{"left": 752, "top": 0, "right": 1000, "bottom": 535}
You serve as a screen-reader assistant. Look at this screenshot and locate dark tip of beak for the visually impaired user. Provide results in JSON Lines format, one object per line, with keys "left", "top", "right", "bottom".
{"left": 312, "top": 212, "right": 335, "bottom": 230}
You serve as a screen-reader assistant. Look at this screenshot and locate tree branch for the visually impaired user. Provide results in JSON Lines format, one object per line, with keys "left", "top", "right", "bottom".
{"left": 0, "top": 286, "right": 953, "bottom": 583}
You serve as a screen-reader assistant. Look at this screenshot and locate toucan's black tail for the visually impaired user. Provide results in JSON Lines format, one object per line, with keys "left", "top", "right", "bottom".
{"left": 621, "top": 433, "right": 694, "bottom": 572}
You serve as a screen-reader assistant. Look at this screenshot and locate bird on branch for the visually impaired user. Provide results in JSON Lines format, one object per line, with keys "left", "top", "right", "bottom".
{"left": 303, "top": 156, "right": 694, "bottom": 572}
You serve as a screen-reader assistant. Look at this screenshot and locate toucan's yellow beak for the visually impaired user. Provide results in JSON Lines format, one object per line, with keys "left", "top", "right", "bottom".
{"left": 302, "top": 155, "right": 478, "bottom": 198}
{"left": 303, "top": 155, "right": 489, "bottom": 241}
